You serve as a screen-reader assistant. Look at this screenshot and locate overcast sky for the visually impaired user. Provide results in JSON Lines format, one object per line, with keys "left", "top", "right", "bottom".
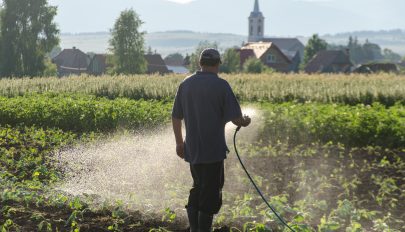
{"left": 48, "top": 0, "right": 404, "bottom": 36}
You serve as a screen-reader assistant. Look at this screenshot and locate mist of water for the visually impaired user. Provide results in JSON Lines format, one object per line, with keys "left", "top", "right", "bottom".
{"left": 54, "top": 107, "right": 261, "bottom": 215}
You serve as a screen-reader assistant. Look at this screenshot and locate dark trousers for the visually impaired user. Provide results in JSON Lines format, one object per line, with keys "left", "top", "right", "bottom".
{"left": 187, "top": 161, "right": 225, "bottom": 215}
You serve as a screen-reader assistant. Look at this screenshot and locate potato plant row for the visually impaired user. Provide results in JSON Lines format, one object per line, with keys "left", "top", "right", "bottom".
{"left": 1, "top": 94, "right": 404, "bottom": 148}
{"left": 0, "top": 93, "right": 172, "bottom": 133}
{"left": 259, "top": 102, "right": 405, "bottom": 148}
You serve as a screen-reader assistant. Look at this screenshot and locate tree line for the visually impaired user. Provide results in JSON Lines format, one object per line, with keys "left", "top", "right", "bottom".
{"left": 0, "top": 0, "right": 147, "bottom": 78}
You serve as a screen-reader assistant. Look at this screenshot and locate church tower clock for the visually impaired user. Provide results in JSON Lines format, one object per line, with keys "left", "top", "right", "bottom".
{"left": 248, "top": 0, "right": 265, "bottom": 42}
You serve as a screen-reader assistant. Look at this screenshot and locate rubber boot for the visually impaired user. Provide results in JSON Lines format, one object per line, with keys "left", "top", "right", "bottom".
{"left": 198, "top": 211, "right": 213, "bottom": 232}
{"left": 187, "top": 207, "right": 199, "bottom": 232}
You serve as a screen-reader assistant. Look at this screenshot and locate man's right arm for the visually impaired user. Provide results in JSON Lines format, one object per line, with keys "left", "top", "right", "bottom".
{"left": 232, "top": 115, "right": 251, "bottom": 127}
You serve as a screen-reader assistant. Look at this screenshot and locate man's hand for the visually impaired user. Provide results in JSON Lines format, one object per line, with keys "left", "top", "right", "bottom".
{"left": 241, "top": 115, "right": 251, "bottom": 127}
{"left": 232, "top": 115, "right": 251, "bottom": 127}
{"left": 176, "top": 143, "right": 185, "bottom": 159}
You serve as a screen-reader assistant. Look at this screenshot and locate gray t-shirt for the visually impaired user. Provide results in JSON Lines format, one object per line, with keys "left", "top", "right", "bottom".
{"left": 172, "top": 71, "right": 242, "bottom": 164}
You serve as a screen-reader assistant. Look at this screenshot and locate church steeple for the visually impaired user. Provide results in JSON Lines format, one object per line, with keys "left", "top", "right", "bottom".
{"left": 248, "top": 0, "right": 265, "bottom": 42}
{"left": 254, "top": 0, "right": 260, "bottom": 13}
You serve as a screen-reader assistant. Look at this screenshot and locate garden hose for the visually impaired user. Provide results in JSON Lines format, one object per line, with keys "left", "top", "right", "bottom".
{"left": 234, "top": 126, "right": 296, "bottom": 232}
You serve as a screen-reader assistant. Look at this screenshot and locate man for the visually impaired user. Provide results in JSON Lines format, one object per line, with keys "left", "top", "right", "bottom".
{"left": 172, "top": 48, "right": 251, "bottom": 232}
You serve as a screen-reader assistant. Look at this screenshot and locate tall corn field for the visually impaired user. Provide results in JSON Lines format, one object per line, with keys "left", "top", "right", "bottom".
{"left": 1, "top": 73, "right": 404, "bottom": 105}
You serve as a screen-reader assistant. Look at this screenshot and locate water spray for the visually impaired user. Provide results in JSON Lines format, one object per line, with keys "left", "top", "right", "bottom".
{"left": 234, "top": 126, "right": 296, "bottom": 232}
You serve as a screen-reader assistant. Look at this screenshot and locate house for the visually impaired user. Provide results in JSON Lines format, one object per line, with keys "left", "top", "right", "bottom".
{"left": 53, "top": 47, "right": 171, "bottom": 76}
{"left": 144, "top": 54, "right": 171, "bottom": 74}
{"left": 52, "top": 47, "right": 90, "bottom": 76}
{"left": 239, "top": 42, "right": 292, "bottom": 72}
{"left": 247, "top": 0, "right": 304, "bottom": 70}
{"left": 305, "top": 50, "right": 353, "bottom": 74}
{"left": 87, "top": 54, "right": 107, "bottom": 76}
{"left": 261, "top": 38, "right": 305, "bottom": 61}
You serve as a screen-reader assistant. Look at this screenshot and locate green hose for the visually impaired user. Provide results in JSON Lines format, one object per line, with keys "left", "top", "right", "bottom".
{"left": 234, "top": 126, "right": 296, "bottom": 232}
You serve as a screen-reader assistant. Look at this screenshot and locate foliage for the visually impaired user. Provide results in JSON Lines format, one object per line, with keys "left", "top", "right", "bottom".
{"left": 1, "top": 74, "right": 405, "bottom": 230}
{"left": 109, "top": 9, "right": 147, "bottom": 74}
{"left": 188, "top": 40, "right": 218, "bottom": 72}
{"left": 383, "top": 48, "right": 402, "bottom": 63}
{"left": 1, "top": 74, "right": 405, "bottom": 106}
{"left": 43, "top": 59, "right": 58, "bottom": 77}
{"left": 0, "top": 126, "right": 179, "bottom": 231}
{"left": 303, "top": 34, "right": 328, "bottom": 65}
{"left": 0, "top": 94, "right": 172, "bottom": 133}
{"left": 48, "top": 45, "right": 62, "bottom": 59}
{"left": 242, "top": 57, "right": 272, "bottom": 74}
{"left": 217, "top": 142, "right": 404, "bottom": 231}
{"left": 0, "top": 126, "right": 76, "bottom": 184}
{"left": 259, "top": 102, "right": 405, "bottom": 148}
{"left": 220, "top": 48, "right": 241, "bottom": 73}
{"left": 0, "top": 0, "right": 59, "bottom": 77}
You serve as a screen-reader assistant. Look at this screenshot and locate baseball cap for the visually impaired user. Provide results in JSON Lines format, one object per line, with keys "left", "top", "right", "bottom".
{"left": 200, "top": 48, "right": 222, "bottom": 64}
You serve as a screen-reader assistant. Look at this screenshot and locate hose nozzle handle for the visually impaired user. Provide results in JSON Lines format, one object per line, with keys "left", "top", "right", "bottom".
{"left": 236, "top": 126, "right": 242, "bottom": 132}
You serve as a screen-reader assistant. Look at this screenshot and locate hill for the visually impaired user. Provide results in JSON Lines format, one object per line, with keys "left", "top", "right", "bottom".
{"left": 60, "top": 29, "right": 405, "bottom": 57}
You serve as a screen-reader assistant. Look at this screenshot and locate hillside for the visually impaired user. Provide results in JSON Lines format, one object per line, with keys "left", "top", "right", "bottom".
{"left": 60, "top": 29, "right": 405, "bottom": 57}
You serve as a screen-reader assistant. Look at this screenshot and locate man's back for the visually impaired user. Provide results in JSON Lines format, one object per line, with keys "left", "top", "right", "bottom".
{"left": 172, "top": 71, "right": 241, "bottom": 164}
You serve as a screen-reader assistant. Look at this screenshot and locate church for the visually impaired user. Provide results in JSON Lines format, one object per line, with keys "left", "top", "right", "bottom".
{"left": 240, "top": 0, "right": 304, "bottom": 72}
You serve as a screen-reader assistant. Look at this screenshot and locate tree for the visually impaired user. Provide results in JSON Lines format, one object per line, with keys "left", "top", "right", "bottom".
{"left": 109, "top": 9, "right": 147, "bottom": 74}
{"left": 383, "top": 48, "right": 401, "bottom": 63}
{"left": 347, "top": 36, "right": 366, "bottom": 64}
{"left": 189, "top": 41, "right": 218, "bottom": 72}
{"left": 303, "top": 34, "right": 328, "bottom": 65}
{"left": 48, "top": 46, "right": 62, "bottom": 59}
{"left": 220, "top": 48, "right": 240, "bottom": 73}
{"left": 0, "top": 0, "right": 59, "bottom": 77}
{"left": 363, "top": 40, "right": 383, "bottom": 62}
{"left": 243, "top": 57, "right": 267, "bottom": 73}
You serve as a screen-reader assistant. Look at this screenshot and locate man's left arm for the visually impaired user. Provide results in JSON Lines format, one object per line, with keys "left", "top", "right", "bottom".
{"left": 172, "top": 84, "right": 185, "bottom": 159}
{"left": 172, "top": 117, "right": 184, "bottom": 159}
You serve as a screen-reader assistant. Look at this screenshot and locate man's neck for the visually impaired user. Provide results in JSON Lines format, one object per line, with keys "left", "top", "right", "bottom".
{"left": 201, "top": 66, "right": 219, "bottom": 74}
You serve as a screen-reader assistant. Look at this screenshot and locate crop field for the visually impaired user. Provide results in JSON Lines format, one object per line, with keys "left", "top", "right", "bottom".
{"left": 0, "top": 74, "right": 404, "bottom": 232}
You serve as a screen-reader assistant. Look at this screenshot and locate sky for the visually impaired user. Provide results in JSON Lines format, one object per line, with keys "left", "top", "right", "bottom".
{"left": 48, "top": 0, "right": 404, "bottom": 36}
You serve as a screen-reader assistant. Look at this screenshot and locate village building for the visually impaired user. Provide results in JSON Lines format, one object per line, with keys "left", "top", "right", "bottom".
{"left": 144, "top": 54, "right": 172, "bottom": 74}
{"left": 240, "top": 42, "right": 292, "bottom": 72}
{"left": 52, "top": 47, "right": 90, "bottom": 76}
{"left": 53, "top": 47, "right": 171, "bottom": 76}
{"left": 87, "top": 54, "right": 108, "bottom": 76}
{"left": 305, "top": 50, "right": 353, "bottom": 74}
{"left": 243, "top": 0, "right": 304, "bottom": 72}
